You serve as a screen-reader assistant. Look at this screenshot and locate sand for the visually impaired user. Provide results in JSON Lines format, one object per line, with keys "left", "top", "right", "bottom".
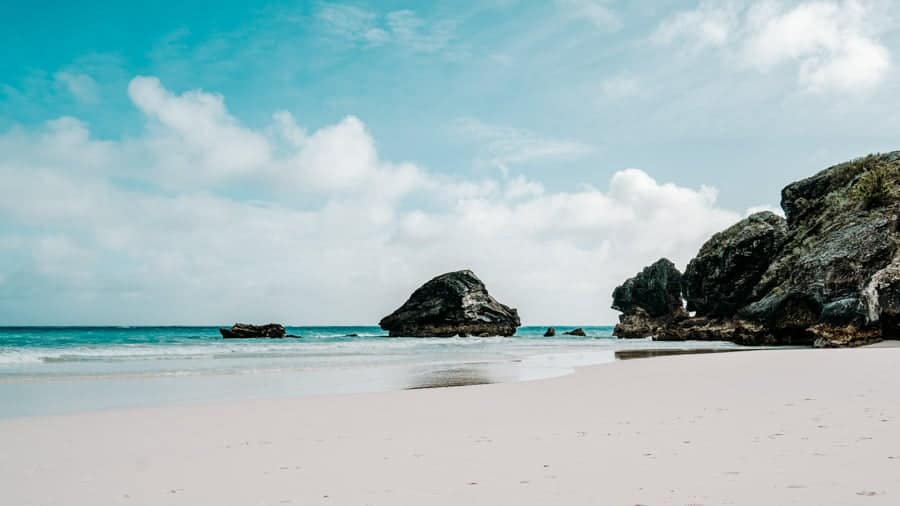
{"left": 2, "top": 348, "right": 899, "bottom": 505}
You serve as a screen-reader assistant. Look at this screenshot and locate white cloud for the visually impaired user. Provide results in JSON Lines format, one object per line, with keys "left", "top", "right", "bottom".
{"left": 453, "top": 117, "right": 596, "bottom": 171}
{"left": 128, "top": 76, "right": 271, "bottom": 179}
{"left": 745, "top": 204, "right": 785, "bottom": 216}
{"left": 653, "top": 1, "right": 737, "bottom": 48}
{"left": 654, "top": 0, "right": 892, "bottom": 93}
{"left": 270, "top": 111, "right": 431, "bottom": 199}
{"left": 558, "top": 0, "right": 623, "bottom": 32}
{"left": 317, "top": 4, "right": 456, "bottom": 53}
{"left": 385, "top": 10, "right": 457, "bottom": 52}
{"left": 316, "top": 3, "right": 390, "bottom": 47}
{"left": 54, "top": 71, "right": 100, "bottom": 104}
{"left": 119, "top": 77, "right": 426, "bottom": 198}
{"left": 742, "top": 0, "right": 891, "bottom": 92}
{"left": 0, "top": 76, "right": 743, "bottom": 325}
{"left": 600, "top": 73, "right": 642, "bottom": 100}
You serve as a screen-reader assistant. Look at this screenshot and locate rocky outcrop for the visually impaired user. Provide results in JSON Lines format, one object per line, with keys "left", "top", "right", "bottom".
{"left": 612, "top": 258, "right": 684, "bottom": 318}
{"left": 544, "top": 327, "right": 556, "bottom": 337}
{"left": 738, "top": 152, "right": 900, "bottom": 345}
{"left": 220, "top": 323, "right": 288, "bottom": 339}
{"left": 613, "top": 309, "right": 667, "bottom": 339}
{"left": 683, "top": 212, "right": 787, "bottom": 317}
{"left": 611, "top": 151, "right": 900, "bottom": 347}
{"left": 655, "top": 317, "right": 774, "bottom": 345}
{"left": 612, "top": 258, "right": 685, "bottom": 338}
{"left": 564, "top": 328, "right": 586, "bottom": 336}
{"left": 379, "top": 270, "right": 521, "bottom": 337}
{"left": 806, "top": 324, "right": 881, "bottom": 348}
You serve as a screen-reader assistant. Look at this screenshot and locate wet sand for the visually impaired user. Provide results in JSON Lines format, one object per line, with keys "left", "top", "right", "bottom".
{"left": 2, "top": 347, "right": 898, "bottom": 505}
{"left": 613, "top": 347, "right": 750, "bottom": 360}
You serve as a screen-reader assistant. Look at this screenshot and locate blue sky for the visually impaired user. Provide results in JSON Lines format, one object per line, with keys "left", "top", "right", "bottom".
{"left": 1, "top": 0, "right": 899, "bottom": 324}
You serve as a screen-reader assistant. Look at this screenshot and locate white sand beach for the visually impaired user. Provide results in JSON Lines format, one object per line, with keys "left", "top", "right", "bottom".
{"left": 2, "top": 348, "right": 899, "bottom": 505}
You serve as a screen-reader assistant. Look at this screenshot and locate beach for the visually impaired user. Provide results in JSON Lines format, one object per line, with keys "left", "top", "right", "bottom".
{"left": 2, "top": 347, "right": 898, "bottom": 505}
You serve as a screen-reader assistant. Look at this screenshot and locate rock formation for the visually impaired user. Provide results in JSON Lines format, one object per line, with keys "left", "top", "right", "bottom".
{"left": 611, "top": 152, "right": 900, "bottom": 347}
{"left": 612, "top": 258, "right": 684, "bottom": 318}
{"left": 220, "top": 323, "right": 289, "bottom": 339}
{"left": 682, "top": 212, "right": 787, "bottom": 318}
{"left": 740, "top": 153, "right": 900, "bottom": 346}
{"left": 379, "top": 270, "right": 521, "bottom": 337}
{"left": 544, "top": 327, "right": 556, "bottom": 337}
{"left": 564, "top": 328, "right": 586, "bottom": 336}
{"left": 612, "top": 258, "right": 685, "bottom": 339}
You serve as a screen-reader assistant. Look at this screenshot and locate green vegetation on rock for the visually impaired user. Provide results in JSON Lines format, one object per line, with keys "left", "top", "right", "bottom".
{"left": 848, "top": 154, "right": 898, "bottom": 209}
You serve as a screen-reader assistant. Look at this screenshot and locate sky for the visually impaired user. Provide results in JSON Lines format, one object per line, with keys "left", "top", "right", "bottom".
{"left": 1, "top": 0, "right": 899, "bottom": 325}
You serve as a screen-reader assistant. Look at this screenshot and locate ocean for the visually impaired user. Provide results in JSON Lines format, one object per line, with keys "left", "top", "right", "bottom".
{"left": 0, "top": 326, "right": 741, "bottom": 418}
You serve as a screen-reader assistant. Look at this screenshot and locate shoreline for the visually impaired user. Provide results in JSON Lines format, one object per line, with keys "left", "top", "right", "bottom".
{"left": 3, "top": 347, "right": 899, "bottom": 505}
{"left": 0, "top": 341, "right": 749, "bottom": 419}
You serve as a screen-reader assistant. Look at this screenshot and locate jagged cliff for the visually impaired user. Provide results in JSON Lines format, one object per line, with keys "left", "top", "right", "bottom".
{"left": 612, "top": 152, "right": 900, "bottom": 347}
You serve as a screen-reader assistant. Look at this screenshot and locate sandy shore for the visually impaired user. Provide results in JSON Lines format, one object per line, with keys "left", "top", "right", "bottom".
{"left": 2, "top": 348, "right": 899, "bottom": 505}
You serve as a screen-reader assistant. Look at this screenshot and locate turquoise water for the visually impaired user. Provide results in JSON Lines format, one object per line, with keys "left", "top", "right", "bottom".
{"left": 0, "top": 326, "right": 741, "bottom": 418}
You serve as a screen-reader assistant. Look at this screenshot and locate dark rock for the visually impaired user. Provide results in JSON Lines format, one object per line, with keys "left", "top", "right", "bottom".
{"left": 613, "top": 152, "right": 900, "bottom": 347}
{"left": 379, "top": 270, "right": 521, "bottom": 337}
{"left": 682, "top": 212, "right": 787, "bottom": 317}
{"left": 820, "top": 298, "right": 866, "bottom": 326}
{"left": 612, "top": 259, "right": 686, "bottom": 339}
{"left": 808, "top": 324, "right": 881, "bottom": 348}
{"left": 563, "top": 328, "right": 586, "bottom": 336}
{"left": 220, "top": 323, "right": 286, "bottom": 339}
{"left": 864, "top": 259, "right": 900, "bottom": 337}
{"left": 344, "top": 333, "right": 360, "bottom": 337}
{"left": 543, "top": 327, "right": 556, "bottom": 337}
{"left": 612, "top": 258, "right": 684, "bottom": 318}
{"left": 655, "top": 317, "right": 775, "bottom": 346}
{"left": 741, "top": 153, "right": 900, "bottom": 345}
{"left": 613, "top": 309, "right": 666, "bottom": 339}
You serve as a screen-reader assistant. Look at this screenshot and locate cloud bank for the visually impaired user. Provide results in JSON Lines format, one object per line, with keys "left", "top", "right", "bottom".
{"left": 654, "top": 0, "right": 892, "bottom": 93}
{"left": 0, "top": 77, "right": 747, "bottom": 325}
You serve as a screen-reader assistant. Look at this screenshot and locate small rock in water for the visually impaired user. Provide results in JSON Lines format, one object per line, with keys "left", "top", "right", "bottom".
{"left": 219, "top": 323, "right": 287, "bottom": 339}
{"left": 564, "top": 328, "right": 586, "bottom": 336}
{"left": 544, "top": 327, "right": 556, "bottom": 337}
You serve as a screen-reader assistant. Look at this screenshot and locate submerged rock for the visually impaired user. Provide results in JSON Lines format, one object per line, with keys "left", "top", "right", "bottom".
{"left": 544, "top": 327, "right": 556, "bottom": 337}
{"left": 379, "top": 270, "right": 521, "bottom": 337}
{"left": 563, "top": 328, "right": 586, "bottom": 336}
{"left": 220, "top": 323, "right": 288, "bottom": 339}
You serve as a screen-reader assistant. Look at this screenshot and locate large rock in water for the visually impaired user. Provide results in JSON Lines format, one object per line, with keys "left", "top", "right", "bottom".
{"left": 379, "top": 270, "right": 521, "bottom": 337}
{"left": 612, "top": 258, "right": 685, "bottom": 338}
{"left": 611, "top": 151, "right": 900, "bottom": 347}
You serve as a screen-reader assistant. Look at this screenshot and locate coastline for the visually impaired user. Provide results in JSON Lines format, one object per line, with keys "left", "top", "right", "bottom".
{"left": 3, "top": 347, "right": 898, "bottom": 505}
{"left": 0, "top": 326, "right": 744, "bottom": 418}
